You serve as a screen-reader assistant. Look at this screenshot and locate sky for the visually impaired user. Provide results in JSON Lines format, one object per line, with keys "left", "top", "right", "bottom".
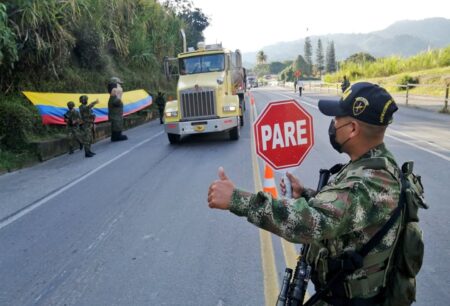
{"left": 192, "top": 0, "right": 450, "bottom": 52}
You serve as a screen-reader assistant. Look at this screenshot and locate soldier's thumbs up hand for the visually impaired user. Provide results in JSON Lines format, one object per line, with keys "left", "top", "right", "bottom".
{"left": 208, "top": 167, "right": 235, "bottom": 210}
{"left": 218, "top": 166, "right": 229, "bottom": 181}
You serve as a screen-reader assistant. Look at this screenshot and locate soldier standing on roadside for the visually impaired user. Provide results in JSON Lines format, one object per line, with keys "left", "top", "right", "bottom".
{"left": 63, "top": 101, "right": 84, "bottom": 155}
{"left": 207, "top": 82, "right": 419, "bottom": 305}
{"left": 107, "top": 77, "right": 128, "bottom": 141}
{"left": 155, "top": 91, "right": 166, "bottom": 124}
{"left": 341, "top": 75, "right": 350, "bottom": 92}
{"left": 79, "top": 95, "right": 98, "bottom": 157}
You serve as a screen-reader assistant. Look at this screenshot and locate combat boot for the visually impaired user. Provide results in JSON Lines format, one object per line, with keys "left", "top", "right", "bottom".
{"left": 85, "top": 151, "right": 94, "bottom": 158}
{"left": 117, "top": 132, "right": 128, "bottom": 141}
{"left": 89, "top": 150, "right": 96, "bottom": 155}
{"left": 111, "top": 131, "right": 119, "bottom": 142}
{"left": 68, "top": 149, "right": 74, "bottom": 155}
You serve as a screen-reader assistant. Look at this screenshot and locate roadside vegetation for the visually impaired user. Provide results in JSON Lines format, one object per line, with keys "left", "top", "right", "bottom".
{"left": 0, "top": 0, "right": 208, "bottom": 171}
{"left": 324, "top": 46, "right": 450, "bottom": 95}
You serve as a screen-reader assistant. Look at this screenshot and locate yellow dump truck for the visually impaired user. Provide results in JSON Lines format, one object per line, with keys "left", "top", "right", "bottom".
{"left": 163, "top": 37, "right": 246, "bottom": 144}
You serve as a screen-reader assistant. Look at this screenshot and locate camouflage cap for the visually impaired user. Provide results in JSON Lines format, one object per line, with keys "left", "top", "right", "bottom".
{"left": 67, "top": 101, "right": 75, "bottom": 108}
{"left": 109, "top": 77, "right": 124, "bottom": 84}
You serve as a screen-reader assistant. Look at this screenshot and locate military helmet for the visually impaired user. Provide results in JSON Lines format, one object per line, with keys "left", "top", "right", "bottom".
{"left": 79, "top": 95, "right": 88, "bottom": 104}
{"left": 109, "top": 76, "right": 124, "bottom": 84}
{"left": 67, "top": 101, "right": 75, "bottom": 108}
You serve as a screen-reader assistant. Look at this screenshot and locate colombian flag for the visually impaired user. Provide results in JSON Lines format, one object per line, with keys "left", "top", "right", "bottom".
{"left": 23, "top": 90, "right": 152, "bottom": 125}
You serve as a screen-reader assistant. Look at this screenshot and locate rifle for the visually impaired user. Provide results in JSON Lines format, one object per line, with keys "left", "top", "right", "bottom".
{"left": 276, "top": 164, "right": 343, "bottom": 306}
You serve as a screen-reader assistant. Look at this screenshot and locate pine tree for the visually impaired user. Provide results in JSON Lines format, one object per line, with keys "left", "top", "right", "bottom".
{"left": 326, "top": 41, "right": 336, "bottom": 73}
{"left": 294, "top": 54, "right": 308, "bottom": 76}
{"left": 304, "top": 37, "right": 312, "bottom": 76}
{"left": 316, "top": 39, "right": 324, "bottom": 76}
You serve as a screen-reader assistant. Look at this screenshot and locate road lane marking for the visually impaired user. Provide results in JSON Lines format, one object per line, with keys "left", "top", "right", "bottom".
{"left": 386, "top": 133, "right": 450, "bottom": 162}
{"left": 388, "top": 129, "right": 450, "bottom": 154}
{"left": 0, "top": 131, "right": 164, "bottom": 231}
{"left": 260, "top": 230, "right": 280, "bottom": 306}
{"left": 250, "top": 100, "right": 280, "bottom": 305}
{"left": 280, "top": 239, "right": 298, "bottom": 269}
{"left": 277, "top": 93, "right": 319, "bottom": 110}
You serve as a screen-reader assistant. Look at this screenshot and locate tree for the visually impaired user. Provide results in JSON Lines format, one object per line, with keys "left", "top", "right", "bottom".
{"left": 0, "top": 3, "right": 18, "bottom": 83}
{"left": 163, "top": 0, "right": 209, "bottom": 48}
{"left": 269, "top": 61, "right": 287, "bottom": 74}
{"left": 304, "top": 37, "right": 312, "bottom": 75}
{"left": 256, "top": 50, "right": 267, "bottom": 64}
{"left": 294, "top": 55, "right": 308, "bottom": 77}
{"left": 345, "top": 52, "right": 376, "bottom": 64}
{"left": 325, "top": 41, "right": 336, "bottom": 73}
{"left": 316, "top": 39, "right": 324, "bottom": 76}
{"left": 178, "top": 9, "right": 209, "bottom": 48}
{"left": 254, "top": 63, "right": 270, "bottom": 78}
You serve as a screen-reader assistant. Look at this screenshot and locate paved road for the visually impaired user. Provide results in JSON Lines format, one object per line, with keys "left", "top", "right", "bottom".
{"left": 1, "top": 87, "right": 449, "bottom": 305}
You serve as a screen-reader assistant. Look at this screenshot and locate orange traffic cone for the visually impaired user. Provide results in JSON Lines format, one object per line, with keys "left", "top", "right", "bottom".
{"left": 263, "top": 164, "right": 278, "bottom": 199}
{"left": 251, "top": 95, "right": 255, "bottom": 105}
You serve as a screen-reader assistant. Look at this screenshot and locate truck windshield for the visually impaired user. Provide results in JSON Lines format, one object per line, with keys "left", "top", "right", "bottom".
{"left": 179, "top": 54, "right": 225, "bottom": 75}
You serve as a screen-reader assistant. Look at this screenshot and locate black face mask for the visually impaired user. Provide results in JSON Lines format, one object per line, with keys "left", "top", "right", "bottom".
{"left": 328, "top": 119, "right": 352, "bottom": 153}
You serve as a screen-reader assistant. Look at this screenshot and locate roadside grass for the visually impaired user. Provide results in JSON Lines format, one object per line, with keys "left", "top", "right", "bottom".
{"left": 0, "top": 150, "right": 38, "bottom": 173}
{"left": 370, "top": 66, "right": 450, "bottom": 97}
{"left": 324, "top": 66, "right": 450, "bottom": 97}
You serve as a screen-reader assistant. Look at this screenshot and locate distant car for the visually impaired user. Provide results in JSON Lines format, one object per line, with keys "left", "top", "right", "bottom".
{"left": 246, "top": 77, "right": 256, "bottom": 89}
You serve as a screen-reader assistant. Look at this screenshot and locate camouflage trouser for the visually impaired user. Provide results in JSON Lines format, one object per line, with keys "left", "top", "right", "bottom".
{"left": 110, "top": 118, "right": 123, "bottom": 132}
{"left": 81, "top": 123, "right": 94, "bottom": 152}
{"left": 67, "top": 127, "right": 83, "bottom": 151}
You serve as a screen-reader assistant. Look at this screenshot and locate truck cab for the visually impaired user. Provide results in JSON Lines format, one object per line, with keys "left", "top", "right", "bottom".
{"left": 163, "top": 42, "right": 246, "bottom": 144}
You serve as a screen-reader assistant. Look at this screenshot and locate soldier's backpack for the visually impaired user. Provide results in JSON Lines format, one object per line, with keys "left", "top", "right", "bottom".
{"left": 382, "top": 161, "right": 427, "bottom": 306}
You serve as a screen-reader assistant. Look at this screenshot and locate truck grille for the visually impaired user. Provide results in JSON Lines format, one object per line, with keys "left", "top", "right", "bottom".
{"left": 180, "top": 88, "right": 216, "bottom": 120}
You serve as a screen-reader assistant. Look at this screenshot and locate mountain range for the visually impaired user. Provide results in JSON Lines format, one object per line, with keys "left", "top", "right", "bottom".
{"left": 242, "top": 18, "right": 450, "bottom": 67}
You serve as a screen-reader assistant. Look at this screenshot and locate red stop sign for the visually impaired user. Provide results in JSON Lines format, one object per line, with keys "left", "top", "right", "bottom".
{"left": 253, "top": 100, "right": 314, "bottom": 170}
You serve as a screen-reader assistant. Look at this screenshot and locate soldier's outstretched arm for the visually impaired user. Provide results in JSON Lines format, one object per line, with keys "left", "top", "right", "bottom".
{"left": 228, "top": 181, "right": 380, "bottom": 244}
{"left": 209, "top": 167, "right": 399, "bottom": 244}
{"left": 89, "top": 99, "right": 99, "bottom": 108}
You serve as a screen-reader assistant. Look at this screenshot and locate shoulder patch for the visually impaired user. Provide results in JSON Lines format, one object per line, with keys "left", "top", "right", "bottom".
{"left": 316, "top": 192, "right": 338, "bottom": 203}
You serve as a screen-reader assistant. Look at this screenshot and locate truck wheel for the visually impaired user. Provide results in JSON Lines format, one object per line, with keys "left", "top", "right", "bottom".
{"left": 229, "top": 125, "right": 240, "bottom": 141}
{"left": 168, "top": 133, "right": 181, "bottom": 144}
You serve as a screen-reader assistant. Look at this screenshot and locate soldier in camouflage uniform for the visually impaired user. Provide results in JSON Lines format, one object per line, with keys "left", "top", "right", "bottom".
{"left": 341, "top": 75, "right": 350, "bottom": 93}
{"left": 208, "top": 82, "right": 401, "bottom": 305}
{"left": 79, "top": 95, "right": 98, "bottom": 157}
{"left": 155, "top": 91, "right": 166, "bottom": 124}
{"left": 107, "top": 77, "right": 128, "bottom": 141}
{"left": 63, "top": 101, "right": 84, "bottom": 155}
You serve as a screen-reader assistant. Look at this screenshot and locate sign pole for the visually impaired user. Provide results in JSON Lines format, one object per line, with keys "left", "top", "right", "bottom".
{"left": 282, "top": 171, "right": 292, "bottom": 199}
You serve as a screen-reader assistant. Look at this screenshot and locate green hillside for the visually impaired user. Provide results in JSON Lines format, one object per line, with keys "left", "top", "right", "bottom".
{"left": 324, "top": 46, "right": 450, "bottom": 96}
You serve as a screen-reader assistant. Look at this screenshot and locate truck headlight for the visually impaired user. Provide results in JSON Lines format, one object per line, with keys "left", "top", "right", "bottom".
{"left": 223, "top": 105, "right": 237, "bottom": 112}
{"left": 165, "top": 110, "right": 178, "bottom": 117}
